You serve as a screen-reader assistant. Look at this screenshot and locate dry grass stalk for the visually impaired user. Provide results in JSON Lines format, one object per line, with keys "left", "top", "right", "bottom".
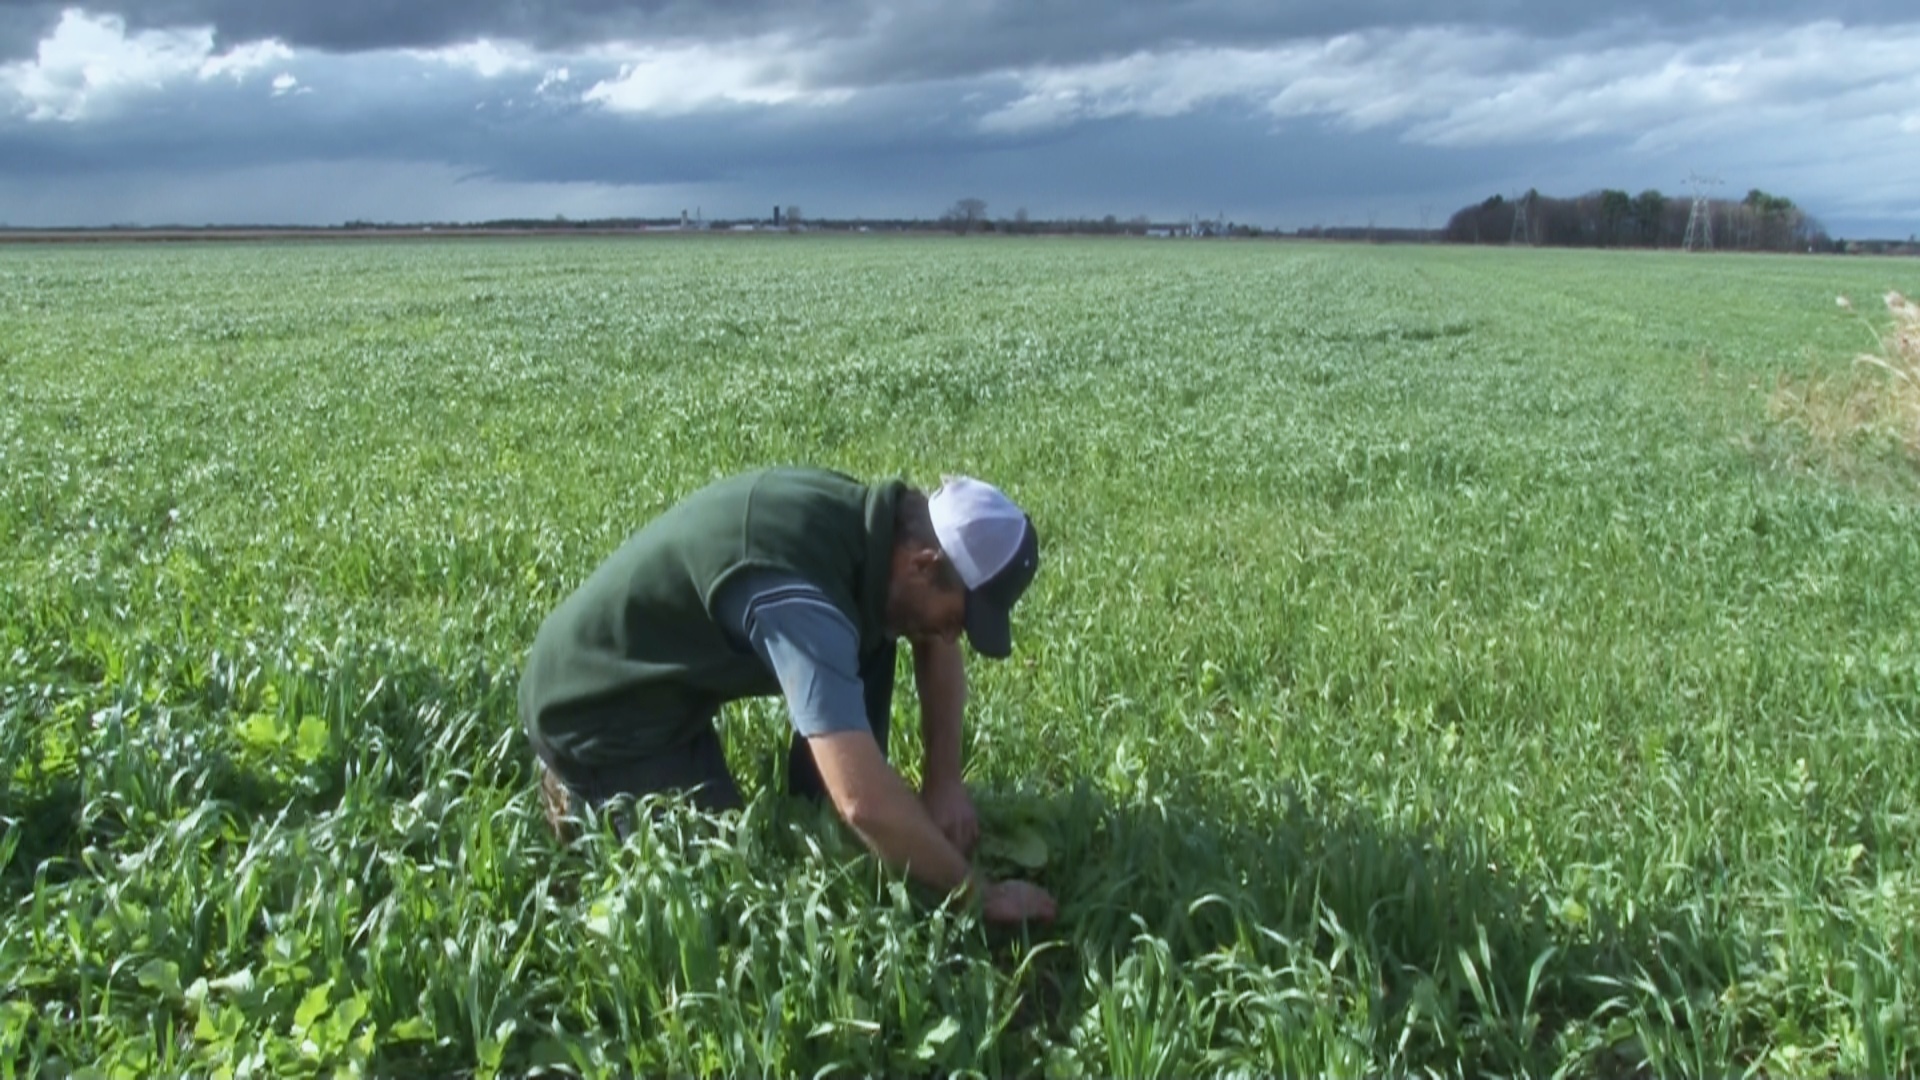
{"left": 1860, "top": 291, "right": 1919, "bottom": 457}
{"left": 539, "top": 760, "right": 577, "bottom": 844}
{"left": 1771, "top": 291, "right": 1920, "bottom": 465}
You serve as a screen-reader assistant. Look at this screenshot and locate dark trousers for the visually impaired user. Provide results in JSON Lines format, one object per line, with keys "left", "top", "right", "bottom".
{"left": 536, "top": 641, "right": 897, "bottom": 819}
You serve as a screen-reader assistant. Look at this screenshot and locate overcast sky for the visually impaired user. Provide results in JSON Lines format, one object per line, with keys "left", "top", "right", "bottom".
{"left": 1, "top": 2, "right": 1916, "bottom": 235}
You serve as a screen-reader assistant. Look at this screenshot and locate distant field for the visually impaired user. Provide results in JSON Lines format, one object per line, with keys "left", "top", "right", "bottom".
{"left": 2, "top": 237, "right": 1917, "bottom": 1077}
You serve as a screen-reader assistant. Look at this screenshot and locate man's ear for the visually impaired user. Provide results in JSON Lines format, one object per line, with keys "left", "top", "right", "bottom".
{"left": 911, "top": 545, "right": 944, "bottom": 578}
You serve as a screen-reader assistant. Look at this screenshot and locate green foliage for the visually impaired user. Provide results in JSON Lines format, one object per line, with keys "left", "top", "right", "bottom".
{"left": 1, "top": 238, "right": 1917, "bottom": 1077}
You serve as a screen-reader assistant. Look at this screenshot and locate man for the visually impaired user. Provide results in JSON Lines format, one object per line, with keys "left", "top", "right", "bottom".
{"left": 519, "top": 466, "right": 1057, "bottom": 924}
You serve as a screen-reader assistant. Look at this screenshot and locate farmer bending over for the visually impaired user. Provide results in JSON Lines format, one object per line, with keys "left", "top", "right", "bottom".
{"left": 519, "top": 466, "right": 1057, "bottom": 924}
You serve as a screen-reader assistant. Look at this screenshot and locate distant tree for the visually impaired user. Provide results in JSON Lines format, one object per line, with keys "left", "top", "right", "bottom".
{"left": 1445, "top": 194, "right": 1508, "bottom": 243}
{"left": 1633, "top": 190, "right": 1667, "bottom": 246}
{"left": 942, "top": 197, "right": 988, "bottom": 234}
{"left": 1738, "top": 189, "right": 1800, "bottom": 250}
{"left": 1442, "top": 185, "right": 1818, "bottom": 253}
{"left": 1487, "top": 195, "right": 1517, "bottom": 244}
{"left": 1798, "top": 214, "right": 1834, "bottom": 252}
{"left": 1599, "top": 189, "right": 1633, "bottom": 246}
{"left": 1010, "top": 207, "right": 1030, "bottom": 234}
{"left": 1564, "top": 192, "right": 1598, "bottom": 245}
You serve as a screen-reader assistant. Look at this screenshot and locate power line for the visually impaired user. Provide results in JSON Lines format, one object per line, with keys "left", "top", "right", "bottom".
{"left": 1683, "top": 171, "right": 1722, "bottom": 252}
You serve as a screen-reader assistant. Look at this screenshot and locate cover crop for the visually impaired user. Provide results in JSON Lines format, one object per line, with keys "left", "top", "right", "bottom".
{"left": 1, "top": 237, "right": 1916, "bottom": 1077}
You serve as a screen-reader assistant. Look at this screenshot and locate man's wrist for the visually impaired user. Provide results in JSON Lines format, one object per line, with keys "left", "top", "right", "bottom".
{"left": 922, "top": 768, "right": 965, "bottom": 794}
{"left": 957, "top": 870, "right": 991, "bottom": 905}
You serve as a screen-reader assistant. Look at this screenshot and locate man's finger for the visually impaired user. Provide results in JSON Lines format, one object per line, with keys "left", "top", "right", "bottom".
{"left": 944, "top": 818, "right": 975, "bottom": 854}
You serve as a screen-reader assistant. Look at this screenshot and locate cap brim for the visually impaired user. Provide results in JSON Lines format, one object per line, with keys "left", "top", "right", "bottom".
{"left": 960, "top": 513, "right": 1038, "bottom": 660}
{"left": 964, "top": 592, "right": 1014, "bottom": 659}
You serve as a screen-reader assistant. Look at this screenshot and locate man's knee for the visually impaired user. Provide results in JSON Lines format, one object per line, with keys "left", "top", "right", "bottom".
{"left": 580, "top": 728, "right": 744, "bottom": 819}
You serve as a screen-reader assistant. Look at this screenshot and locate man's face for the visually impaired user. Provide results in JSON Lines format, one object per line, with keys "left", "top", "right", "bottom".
{"left": 885, "top": 545, "right": 967, "bottom": 645}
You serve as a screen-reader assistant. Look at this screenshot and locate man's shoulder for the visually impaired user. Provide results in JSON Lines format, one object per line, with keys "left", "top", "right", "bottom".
{"left": 743, "top": 466, "right": 879, "bottom": 503}
{"left": 714, "top": 568, "right": 863, "bottom": 662}
{"left": 714, "top": 569, "right": 847, "bottom": 628}
{"left": 718, "top": 568, "right": 832, "bottom": 607}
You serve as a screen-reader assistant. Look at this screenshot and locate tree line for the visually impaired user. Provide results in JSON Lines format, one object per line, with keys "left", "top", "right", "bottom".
{"left": 937, "top": 198, "right": 1265, "bottom": 237}
{"left": 1445, "top": 188, "right": 1833, "bottom": 252}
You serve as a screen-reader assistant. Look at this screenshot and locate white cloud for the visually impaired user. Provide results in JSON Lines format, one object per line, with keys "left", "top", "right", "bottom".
{"left": 535, "top": 67, "right": 571, "bottom": 95}
{"left": 979, "top": 47, "right": 1285, "bottom": 134}
{"left": 979, "top": 22, "right": 1920, "bottom": 154}
{"left": 0, "top": 9, "right": 291, "bottom": 121}
{"left": 1399, "top": 24, "right": 1920, "bottom": 150}
{"left": 410, "top": 40, "right": 537, "bottom": 79}
{"left": 581, "top": 39, "right": 849, "bottom": 115}
{"left": 271, "top": 73, "right": 299, "bottom": 96}
{"left": 200, "top": 39, "right": 295, "bottom": 83}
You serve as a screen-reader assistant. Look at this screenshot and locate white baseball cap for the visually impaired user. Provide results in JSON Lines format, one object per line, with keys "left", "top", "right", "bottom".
{"left": 927, "top": 476, "right": 1040, "bottom": 659}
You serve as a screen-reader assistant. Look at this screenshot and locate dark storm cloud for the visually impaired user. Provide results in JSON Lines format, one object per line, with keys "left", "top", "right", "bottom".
{"left": 0, "top": 59, "right": 961, "bottom": 186}
{"left": 4, "top": 0, "right": 1914, "bottom": 71}
{"left": 0, "top": 47, "right": 1539, "bottom": 221}
{"left": 793, "top": 0, "right": 1920, "bottom": 89}
{"left": 0, "top": 67, "right": 1540, "bottom": 227}
{"left": 0, "top": 0, "right": 862, "bottom": 58}
{"left": 769, "top": 105, "right": 1547, "bottom": 223}
{"left": 0, "top": 4, "right": 61, "bottom": 54}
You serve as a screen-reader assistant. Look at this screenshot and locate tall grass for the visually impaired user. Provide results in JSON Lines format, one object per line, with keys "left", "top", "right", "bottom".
{"left": 1856, "top": 291, "right": 1920, "bottom": 457}
{"left": 1771, "top": 290, "right": 1920, "bottom": 470}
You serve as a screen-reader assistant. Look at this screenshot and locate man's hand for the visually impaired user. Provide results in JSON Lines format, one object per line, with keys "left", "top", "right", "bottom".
{"left": 982, "top": 880, "right": 1057, "bottom": 924}
{"left": 921, "top": 778, "right": 979, "bottom": 857}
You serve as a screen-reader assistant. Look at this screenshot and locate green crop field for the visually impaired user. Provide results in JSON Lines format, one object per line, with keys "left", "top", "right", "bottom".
{"left": 2, "top": 236, "right": 1917, "bottom": 1078}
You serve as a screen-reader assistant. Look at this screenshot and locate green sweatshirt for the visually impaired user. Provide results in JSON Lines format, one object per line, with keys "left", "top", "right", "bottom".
{"left": 518, "top": 467, "right": 904, "bottom": 765}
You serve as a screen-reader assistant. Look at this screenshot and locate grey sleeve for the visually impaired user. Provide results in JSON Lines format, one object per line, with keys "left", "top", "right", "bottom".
{"left": 713, "top": 572, "right": 872, "bottom": 739}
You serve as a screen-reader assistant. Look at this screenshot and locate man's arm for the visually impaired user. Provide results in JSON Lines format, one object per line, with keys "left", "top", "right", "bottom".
{"left": 710, "top": 572, "right": 1050, "bottom": 922}
{"left": 713, "top": 571, "right": 986, "bottom": 870}
{"left": 809, "top": 729, "right": 1055, "bottom": 923}
{"left": 912, "top": 635, "right": 979, "bottom": 854}
{"left": 913, "top": 635, "right": 967, "bottom": 789}
{"left": 807, "top": 729, "right": 977, "bottom": 892}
